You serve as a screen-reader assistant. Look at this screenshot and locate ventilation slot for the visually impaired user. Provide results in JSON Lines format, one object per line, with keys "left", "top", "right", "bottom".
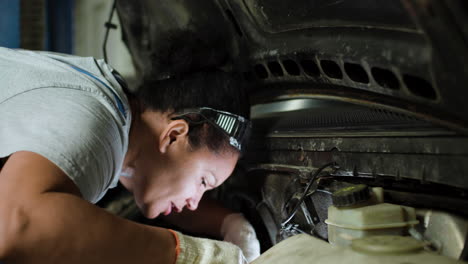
{"left": 225, "top": 9, "right": 243, "bottom": 37}
{"left": 254, "top": 64, "right": 268, "bottom": 79}
{"left": 344, "top": 62, "right": 369, "bottom": 84}
{"left": 320, "top": 60, "right": 343, "bottom": 79}
{"left": 371, "top": 67, "right": 400, "bottom": 90}
{"left": 425, "top": 3, "right": 436, "bottom": 17}
{"left": 403, "top": 74, "right": 437, "bottom": 100}
{"left": 243, "top": 71, "right": 254, "bottom": 81}
{"left": 268, "top": 61, "right": 284, "bottom": 77}
{"left": 300, "top": 59, "right": 320, "bottom": 77}
{"left": 271, "top": 105, "right": 430, "bottom": 132}
{"left": 282, "top": 60, "right": 300, "bottom": 76}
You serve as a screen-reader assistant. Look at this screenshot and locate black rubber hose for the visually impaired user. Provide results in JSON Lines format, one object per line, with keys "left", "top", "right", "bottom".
{"left": 102, "top": 0, "right": 117, "bottom": 63}
{"left": 281, "top": 162, "right": 337, "bottom": 227}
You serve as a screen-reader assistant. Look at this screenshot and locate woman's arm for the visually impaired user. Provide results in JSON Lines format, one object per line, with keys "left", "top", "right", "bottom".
{"left": 0, "top": 151, "right": 176, "bottom": 264}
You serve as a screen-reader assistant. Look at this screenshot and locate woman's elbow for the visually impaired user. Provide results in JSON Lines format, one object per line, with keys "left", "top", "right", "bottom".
{"left": 0, "top": 201, "right": 30, "bottom": 259}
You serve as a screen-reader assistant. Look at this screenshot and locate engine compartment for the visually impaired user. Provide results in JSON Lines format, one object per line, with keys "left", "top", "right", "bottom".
{"left": 100, "top": 98, "right": 468, "bottom": 261}
{"left": 234, "top": 98, "right": 468, "bottom": 260}
{"left": 111, "top": 0, "right": 468, "bottom": 261}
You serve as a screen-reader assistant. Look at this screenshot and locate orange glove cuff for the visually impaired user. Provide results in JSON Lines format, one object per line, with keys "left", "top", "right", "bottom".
{"left": 168, "top": 229, "right": 181, "bottom": 264}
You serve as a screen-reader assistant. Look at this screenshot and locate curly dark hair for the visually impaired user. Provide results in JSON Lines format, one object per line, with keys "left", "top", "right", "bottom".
{"left": 126, "top": 70, "right": 250, "bottom": 154}
{"left": 119, "top": 19, "right": 250, "bottom": 154}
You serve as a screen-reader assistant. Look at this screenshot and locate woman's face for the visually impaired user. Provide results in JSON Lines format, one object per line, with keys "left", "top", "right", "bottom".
{"left": 121, "top": 110, "right": 239, "bottom": 218}
{"left": 134, "top": 146, "right": 238, "bottom": 219}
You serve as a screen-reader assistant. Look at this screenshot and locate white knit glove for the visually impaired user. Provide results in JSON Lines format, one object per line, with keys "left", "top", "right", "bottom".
{"left": 171, "top": 230, "right": 247, "bottom": 264}
{"left": 221, "top": 213, "right": 261, "bottom": 262}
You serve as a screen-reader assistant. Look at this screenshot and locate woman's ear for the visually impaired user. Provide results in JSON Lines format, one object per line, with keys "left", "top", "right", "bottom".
{"left": 159, "top": 119, "right": 189, "bottom": 153}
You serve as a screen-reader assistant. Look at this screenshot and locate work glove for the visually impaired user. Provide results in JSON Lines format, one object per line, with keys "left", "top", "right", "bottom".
{"left": 221, "top": 213, "right": 261, "bottom": 262}
{"left": 169, "top": 230, "right": 247, "bottom": 264}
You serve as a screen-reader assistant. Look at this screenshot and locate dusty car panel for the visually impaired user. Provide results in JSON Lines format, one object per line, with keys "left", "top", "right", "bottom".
{"left": 113, "top": 0, "right": 468, "bottom": 262}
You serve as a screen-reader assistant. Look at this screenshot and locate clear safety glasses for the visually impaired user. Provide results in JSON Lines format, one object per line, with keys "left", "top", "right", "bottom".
{"left": 171, "top": 107, "right": 251, "bottom": 151}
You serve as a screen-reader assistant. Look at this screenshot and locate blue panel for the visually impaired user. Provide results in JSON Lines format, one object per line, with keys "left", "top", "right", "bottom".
{"left": 46, "top": 0, "right": 74, "bottom": 53}
{"left": 0, "top": 0, "right": 20, "bottom": 48}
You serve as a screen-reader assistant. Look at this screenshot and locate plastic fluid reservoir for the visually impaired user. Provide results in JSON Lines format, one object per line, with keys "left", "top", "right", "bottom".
{"left": 252, "top": 234, "right": 463, "bottom": 264}
{"left": 326, "top": 185, "right": 418, "bottom": 246}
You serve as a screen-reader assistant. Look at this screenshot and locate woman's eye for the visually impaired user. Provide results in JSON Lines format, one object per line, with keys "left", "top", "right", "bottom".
{"left": 201, "top": 178, "right": 207, "bottom": 187}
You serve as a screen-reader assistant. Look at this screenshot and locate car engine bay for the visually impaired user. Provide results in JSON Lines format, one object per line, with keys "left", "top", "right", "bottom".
{"left": 101, "top": 0, "right": 468, "bottom": 262}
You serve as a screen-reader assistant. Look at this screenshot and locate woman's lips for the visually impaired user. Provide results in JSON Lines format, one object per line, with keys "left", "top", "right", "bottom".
{"left": 163, "top": 203, "right": 172, "bottom": 216}
{"left": 163, "top": 203, "right": 183, "bottom": 216}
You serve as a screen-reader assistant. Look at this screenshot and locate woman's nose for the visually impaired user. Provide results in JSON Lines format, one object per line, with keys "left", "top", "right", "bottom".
{"left": 186, "top": 192, "right": 203, "bottom": 210}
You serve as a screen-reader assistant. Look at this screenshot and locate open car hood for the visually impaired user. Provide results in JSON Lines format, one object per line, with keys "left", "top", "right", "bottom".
{"left": 116, "top": 0, "right": 468, "bottom": 133}
{"left": 110, "top": 2, "right": 468, "bottom": 261}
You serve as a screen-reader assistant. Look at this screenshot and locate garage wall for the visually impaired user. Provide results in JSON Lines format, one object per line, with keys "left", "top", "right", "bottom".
{"left": 74, "top": 0, "right": 136, "bottom": 82}
{"left": 0, "top": 0, "right": 21, "bottom": 48}
{"left": 1, "top": 0, "right": 138, "bottom": 87}
{"left": 2, "top": 0, "right": 73, "bottom": 52}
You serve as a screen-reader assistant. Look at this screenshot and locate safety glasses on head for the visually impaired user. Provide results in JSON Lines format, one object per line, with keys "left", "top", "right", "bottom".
{"left": 171, "top": 107, "right": 251, "bottom": 151}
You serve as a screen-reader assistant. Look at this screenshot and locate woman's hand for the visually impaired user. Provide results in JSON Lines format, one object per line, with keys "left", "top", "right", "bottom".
{"left": 221, "top": 213, "right": 261, "bottom": 262}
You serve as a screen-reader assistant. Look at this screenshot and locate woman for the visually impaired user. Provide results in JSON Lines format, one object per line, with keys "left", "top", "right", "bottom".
{"left": 0, "top": 46, "right": 258, "bottom": 263}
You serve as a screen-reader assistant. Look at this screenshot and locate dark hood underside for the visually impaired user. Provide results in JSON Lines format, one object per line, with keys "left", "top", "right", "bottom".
{"left": 116, "top": 0, "right": 468, "bottom": 133}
